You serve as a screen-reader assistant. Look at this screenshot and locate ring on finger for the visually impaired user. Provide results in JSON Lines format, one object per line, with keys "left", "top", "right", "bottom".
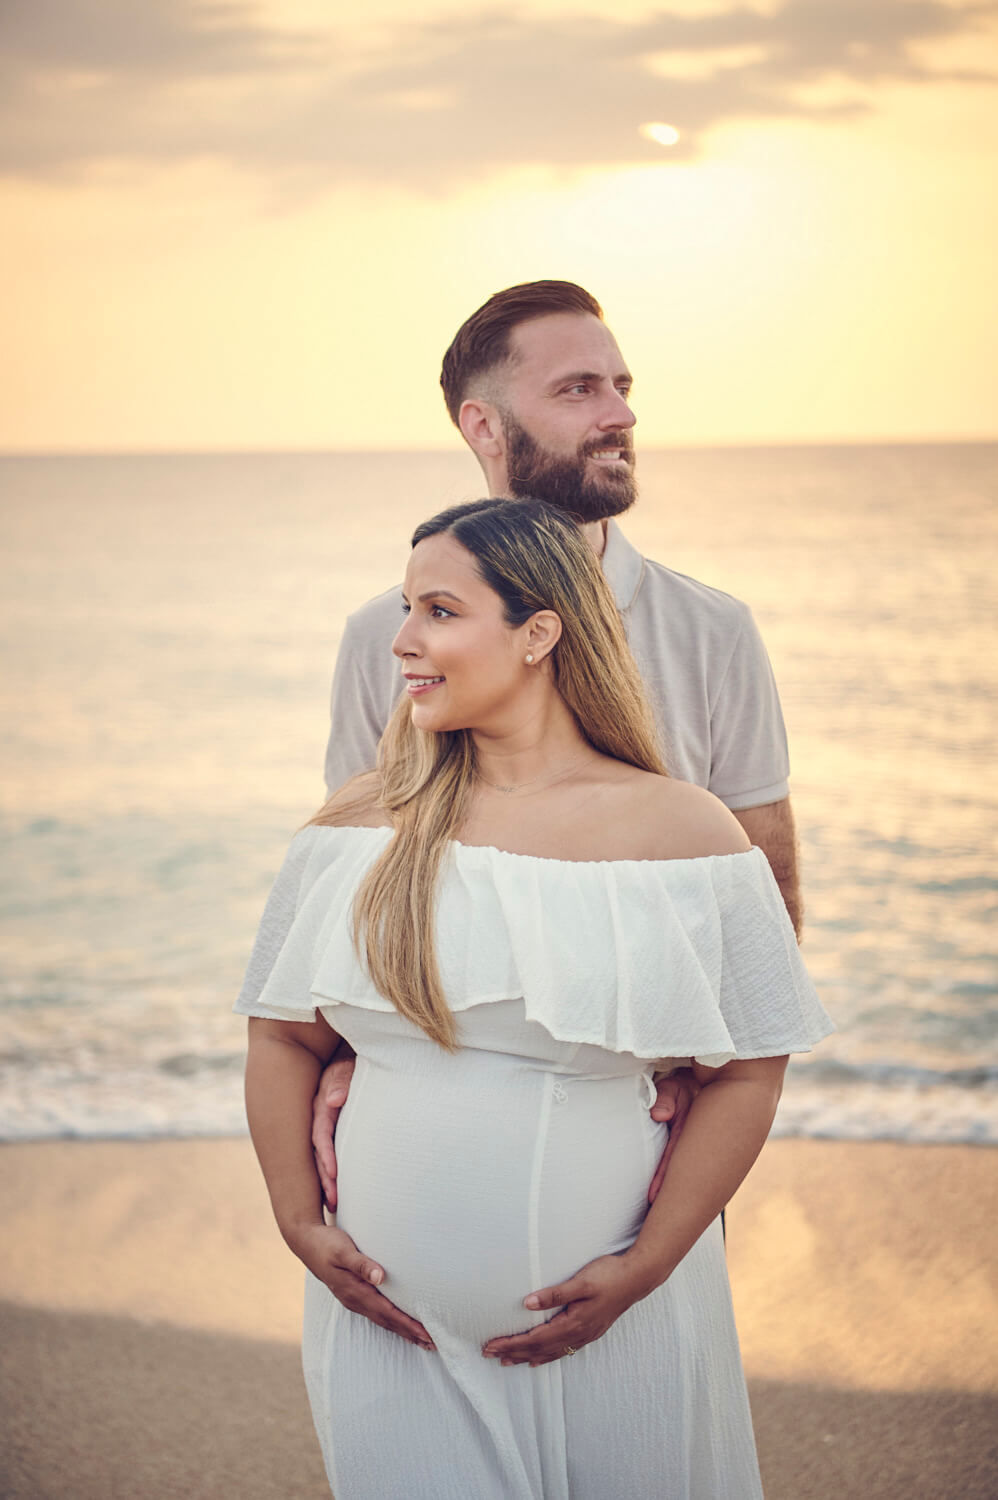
{"left": 563, "top": 1345, "right": 577, "bottom": 1357}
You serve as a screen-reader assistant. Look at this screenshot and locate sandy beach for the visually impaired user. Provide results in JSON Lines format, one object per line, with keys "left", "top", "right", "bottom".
{"left": 1, "top": 1137, "right": 995, "bottom": 1499}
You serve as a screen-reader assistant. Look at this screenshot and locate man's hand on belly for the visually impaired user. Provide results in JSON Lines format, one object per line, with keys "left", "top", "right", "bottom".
{"left": 312, "top": 1047, "right": 357, "bottom": 1210}
{"left": 648, "top": 1068, "right": 700, "bottom": 1204}
{"left": 293, "top": 1222, "right": 436, "bottom": 1352}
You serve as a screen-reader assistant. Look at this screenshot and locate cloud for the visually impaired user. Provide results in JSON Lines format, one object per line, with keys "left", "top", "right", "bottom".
{"left": 1, "top": 0, "right": 315, "bottom": 76}
{"left": 1, "top": 0, "right": 995, "bottom": 188}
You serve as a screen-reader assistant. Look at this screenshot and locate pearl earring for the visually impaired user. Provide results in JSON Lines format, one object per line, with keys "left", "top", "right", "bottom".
{"left": 525, "top": 653, "right": 534, "bottom": 664}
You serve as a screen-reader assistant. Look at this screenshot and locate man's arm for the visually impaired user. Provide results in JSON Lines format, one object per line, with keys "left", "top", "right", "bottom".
{"left": 312, "top": 1044, "right": 355, "bottom": 1210}
{"left": 702, "top": 596, "right": 799, "bottom": 936}
{"left": 650, "top": 791, "right": 799, "bottom": 1202}
{"left": 733, "top": 797, "right": 802, "bottom": 939}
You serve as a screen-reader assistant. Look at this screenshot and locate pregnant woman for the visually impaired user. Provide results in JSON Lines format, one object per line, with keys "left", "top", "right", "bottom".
{"left": 236, "top": 497, "right": 831, "bottom": 1499}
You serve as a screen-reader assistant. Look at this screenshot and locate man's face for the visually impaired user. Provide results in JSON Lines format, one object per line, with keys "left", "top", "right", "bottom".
{"left": 497, "top": 312, "right": 638, "bottom": 523}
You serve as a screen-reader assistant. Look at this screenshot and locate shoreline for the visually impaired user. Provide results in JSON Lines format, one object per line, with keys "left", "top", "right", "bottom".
{"left": 3, "top": 1122, "right": 994, "bottom": 1140}
{"left": 2, "top": 1138, "right": 996, "bottom": 1498}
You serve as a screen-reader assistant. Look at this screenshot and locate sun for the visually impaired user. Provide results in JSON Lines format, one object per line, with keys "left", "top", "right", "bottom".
{"left": 639, "top": 122, "right": 681, "bottom": 147}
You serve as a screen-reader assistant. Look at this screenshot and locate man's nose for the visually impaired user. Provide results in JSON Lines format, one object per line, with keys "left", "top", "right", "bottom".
{"left": 597, "top": 386, "right": 636, "bottom": 431}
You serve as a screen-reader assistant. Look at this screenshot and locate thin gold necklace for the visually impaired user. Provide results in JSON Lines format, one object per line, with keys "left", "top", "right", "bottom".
{"left": 476, "top": 757, "right": 587, "bottom": 796}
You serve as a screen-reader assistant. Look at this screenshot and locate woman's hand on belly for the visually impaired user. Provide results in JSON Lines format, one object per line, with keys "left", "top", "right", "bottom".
{"left": 481, "top": 1251, "right": 650, "bottom": 1368}
{"left": 291, "top": 1222, "right": 436, "bottom": 1352}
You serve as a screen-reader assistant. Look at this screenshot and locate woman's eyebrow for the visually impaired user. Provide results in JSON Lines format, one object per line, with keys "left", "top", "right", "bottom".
{"left": 417, "top": 590, "right": 464, "bottom": 604}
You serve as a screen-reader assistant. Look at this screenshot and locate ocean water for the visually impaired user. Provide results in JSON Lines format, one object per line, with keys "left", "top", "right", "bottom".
{"left": 1, "top": 444, "right": 996, "bottom": 1143}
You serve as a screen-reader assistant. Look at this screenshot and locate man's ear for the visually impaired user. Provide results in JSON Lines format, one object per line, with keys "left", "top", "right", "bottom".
{"left": 458, "top": 398, "right": 505, "bottom": 462}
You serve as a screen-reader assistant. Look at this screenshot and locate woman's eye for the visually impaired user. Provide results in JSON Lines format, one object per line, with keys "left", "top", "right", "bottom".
{"left": 400, "top": 599, "right": 452, "bottom": 619}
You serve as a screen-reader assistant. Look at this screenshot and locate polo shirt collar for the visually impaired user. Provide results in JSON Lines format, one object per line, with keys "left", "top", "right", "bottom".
{"left": 601, "top": 520, "right": 645, "bottom": 612}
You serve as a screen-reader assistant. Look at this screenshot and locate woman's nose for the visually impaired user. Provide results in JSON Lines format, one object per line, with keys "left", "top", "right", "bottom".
{"left": 392, "top": 614, "right": 419, "bottom": 658}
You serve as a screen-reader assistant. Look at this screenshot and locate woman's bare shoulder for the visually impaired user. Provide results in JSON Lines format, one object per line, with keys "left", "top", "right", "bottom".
{"left": 624, "top": 774, "right": 751, "bottom": 861}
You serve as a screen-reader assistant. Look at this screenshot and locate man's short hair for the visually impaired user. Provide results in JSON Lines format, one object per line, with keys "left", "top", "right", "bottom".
{"left": 440, "top": 280, "right": 603, "bottom": 427}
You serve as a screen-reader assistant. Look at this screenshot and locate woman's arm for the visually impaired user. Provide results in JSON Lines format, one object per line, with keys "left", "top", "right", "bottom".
{"left": 482, "top": 1053, "right": 787, "bottom": 1366}
{"left": 245, "top": 1016, "right": 435, "bottom": 1351}
{"left": 628, "top": 1053, "right": 787, "bottom": 1289}
{"left": 246, "top": 1016, "right": 338, "bottom": 1241}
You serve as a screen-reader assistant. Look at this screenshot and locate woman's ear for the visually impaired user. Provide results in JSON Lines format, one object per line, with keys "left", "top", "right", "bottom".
{"left": 524, "top": 611, "right": 562, "bottom": 665}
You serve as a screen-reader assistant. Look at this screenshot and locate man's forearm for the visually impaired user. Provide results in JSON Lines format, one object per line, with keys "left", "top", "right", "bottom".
{"left": 732, "top": 797, "right": 802, "bottom": 938}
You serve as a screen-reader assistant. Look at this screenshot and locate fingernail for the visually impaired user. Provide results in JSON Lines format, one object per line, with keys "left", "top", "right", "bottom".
{"left": 501, "top": 1359, "right": 513, "bottom": 1367}
{"left": 328, "top": 1090, "right": 347, "bottom": 1104}
{"left": 524, "top": 1295, "right": 540, "bottom": 1309}
{"left": 368, "top": 1267, "right": 384, "bottom": 1286}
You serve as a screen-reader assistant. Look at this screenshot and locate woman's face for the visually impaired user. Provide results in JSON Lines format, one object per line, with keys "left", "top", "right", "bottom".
{"left": 392, "top": 533, "right": 532, "bottom": 736}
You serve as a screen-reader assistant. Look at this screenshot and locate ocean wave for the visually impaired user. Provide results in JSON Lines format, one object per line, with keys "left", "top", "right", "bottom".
{"left": 2, "top": 1056, "right": 996, "bottom": 1145}
{"left": 793, "top": 1059, "right": 998, "bottom": 1090}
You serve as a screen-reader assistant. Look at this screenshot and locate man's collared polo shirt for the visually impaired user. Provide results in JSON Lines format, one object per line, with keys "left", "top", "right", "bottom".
{"left": 323, "top": 520, "right": 789, "bottom": 811}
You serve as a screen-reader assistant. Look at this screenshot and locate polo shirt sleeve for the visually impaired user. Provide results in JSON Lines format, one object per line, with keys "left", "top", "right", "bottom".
{"left": 323, "top": 595, "right": 402, "bottom": 795}
{"left": 709, "top": 602, "right": 790, "bottom": 811}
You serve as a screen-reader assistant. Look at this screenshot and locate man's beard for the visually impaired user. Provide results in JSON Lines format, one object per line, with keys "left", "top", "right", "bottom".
{"left": 502, "top": 415, "right": 638, "bottom": 523}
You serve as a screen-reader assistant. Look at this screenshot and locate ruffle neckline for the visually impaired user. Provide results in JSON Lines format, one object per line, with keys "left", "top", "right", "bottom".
{"left": 239, "top": 825, "right": 832, "bottom": 1067}
{"left": 327, "top": 823, "right": 762, "bottom": 870}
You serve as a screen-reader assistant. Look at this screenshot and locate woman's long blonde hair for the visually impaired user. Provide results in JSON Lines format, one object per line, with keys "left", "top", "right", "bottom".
{"left": 311, "top": 498, "right": 667, "bottom": 1049}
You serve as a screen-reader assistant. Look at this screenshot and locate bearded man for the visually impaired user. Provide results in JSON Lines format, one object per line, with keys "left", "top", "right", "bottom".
{"left": 324, "top": 280, "right": 795, "bottom": 912}
{"left": 310, "top": 282, "right": 799, "bottom": 1331}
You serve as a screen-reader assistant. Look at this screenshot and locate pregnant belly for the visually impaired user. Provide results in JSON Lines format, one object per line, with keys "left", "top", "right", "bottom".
{"left": 333, "top": 1054, "right": 666, "bottom": 1346}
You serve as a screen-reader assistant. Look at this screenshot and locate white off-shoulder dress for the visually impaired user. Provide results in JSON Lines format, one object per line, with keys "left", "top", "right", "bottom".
{"left": 235, "top": 825, "right": 832, "bottom": 1500}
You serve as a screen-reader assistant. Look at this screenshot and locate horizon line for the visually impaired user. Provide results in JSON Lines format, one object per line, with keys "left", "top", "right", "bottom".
{"left": 1, "top": 434, "right": 996, "bottom": 460}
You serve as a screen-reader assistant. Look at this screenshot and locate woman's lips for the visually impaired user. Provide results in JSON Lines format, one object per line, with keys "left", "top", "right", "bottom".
{"left": 405, "top": 675, "right": 445, "bottom": 696}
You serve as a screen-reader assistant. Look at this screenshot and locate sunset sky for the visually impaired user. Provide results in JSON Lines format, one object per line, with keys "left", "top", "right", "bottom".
{"left": 3, "top": 0, "right": 996, "bottom": 450}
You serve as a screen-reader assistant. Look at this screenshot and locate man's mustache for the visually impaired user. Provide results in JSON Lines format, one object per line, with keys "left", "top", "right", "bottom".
{"left": 581, "top": 432, "right": 635, "bottom": 464}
